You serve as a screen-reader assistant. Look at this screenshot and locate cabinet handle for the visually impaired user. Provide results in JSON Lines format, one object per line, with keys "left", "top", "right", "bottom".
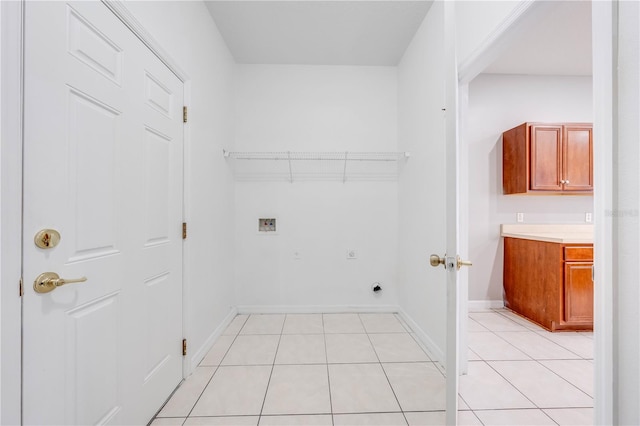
{"left": 565, "top": 180, "right": 570, "bottom": 184}
{"left": 560, "top": 180, "right": 565, "bottom": 184}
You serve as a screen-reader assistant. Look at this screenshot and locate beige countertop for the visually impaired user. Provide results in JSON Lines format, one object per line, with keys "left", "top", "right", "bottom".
{"left": 501, "top": 224, "right": 594, "bottom": 244}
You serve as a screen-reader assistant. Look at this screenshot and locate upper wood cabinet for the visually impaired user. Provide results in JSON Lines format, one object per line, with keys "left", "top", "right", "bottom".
{"left": 502, "top": 122, "right": 593, "bottom": 195}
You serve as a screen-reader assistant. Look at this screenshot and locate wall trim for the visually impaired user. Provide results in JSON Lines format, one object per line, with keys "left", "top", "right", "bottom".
{"left": 468, "top": 300, "right": 504, "bottom": 312}
{"left": 397, "top": 309, "right": 444, "bottom": 366}
{"left": 0, "top": 1, "right": 24, "bottom": 424}
{"left": 189, "top": 307, "right": 238, "bottom": 372}
{"left": 180, "top": 78, "right": 192, "bottom": 378}
{"left": 101, "top": 0, "right": 189, "bottom": 82}
{"left": 236, "top": 305, "right": 400, "bottom": 315}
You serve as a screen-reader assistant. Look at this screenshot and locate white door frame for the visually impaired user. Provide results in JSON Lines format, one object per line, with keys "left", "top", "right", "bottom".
{"left": 100, "top": 0, "right": 194, "bottom": 378}
{"left": 457, "top": 1, "right": 614, "bottom": 425}
{"left": 1, "top": 1, "right": 619, "bottom": 424}
{"left": 591, "top": 2, "right": 614, "bottom": 424}
{"left": 0, "top": 2, "right": 192, "bottom": 423}
{"left": 0, "top": 1, "right": 26, "bottom": 424}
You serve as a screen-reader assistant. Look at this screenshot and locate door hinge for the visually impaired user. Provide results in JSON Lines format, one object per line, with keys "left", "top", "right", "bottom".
{"left": 19, "top": 277, "right": 23, "bottom": 297}
{"left": 182, "top": 338, "right": 187, "bottom": 356}
{"left": 183, "top": 106, "right": 188, "bottom": 123}
{"left": 182, "top": 222, "right": 187, "bottom": 239}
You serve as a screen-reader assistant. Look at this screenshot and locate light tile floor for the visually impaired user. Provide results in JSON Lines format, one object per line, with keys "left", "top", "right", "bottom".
{"left": 152, "top": 310, "right": 593, "bottom": 425}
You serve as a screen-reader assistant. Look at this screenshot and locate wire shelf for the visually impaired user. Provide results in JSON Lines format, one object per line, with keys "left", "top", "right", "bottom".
{"left": 224, "top": 151, "right": 409, "bottom": 161}
{"left": 223, "top": 150, "right": 410, "bottom": 183}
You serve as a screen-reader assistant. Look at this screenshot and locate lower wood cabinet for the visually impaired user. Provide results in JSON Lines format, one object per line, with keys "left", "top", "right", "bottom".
{"left": 503, "top": 237, "right": 593, "bottom": 331}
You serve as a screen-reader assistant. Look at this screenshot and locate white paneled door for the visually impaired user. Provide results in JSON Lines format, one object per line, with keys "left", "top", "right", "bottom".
{"left": 23, "top": 2, "right": 184, "bottom": 424}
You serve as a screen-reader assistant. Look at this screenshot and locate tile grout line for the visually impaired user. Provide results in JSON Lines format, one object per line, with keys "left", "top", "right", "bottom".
{"left": 321, "top": 314, "right": 335, "bottom": 426}
{"left": 533, "top": 359, "right": 595, "bottom": 400}
{"left": 158, "top": 312, "right": 591, "bottom": 425}
{"left": 471, "top": 328, "right": 534, "bottom": 363}
{"left": 152, "top": 315, "right": 248, "bottom": 421}
{"left": 406, "top": 332, "right": 445, "bottom": 378}
{"left": 531, "top": 330, "right": 593, "bottom": 360}
{"left": 476, "top": 314, "right": 570, "bottom": 362}
{"left": 257, "top": 314, "right": 287, "bottom": 424}
{"left": 466, "top": 314, "right": 543, "bottom": 415}
{"left": 182, "top": 315, "right": 250, "bottom": 421}
{"left": 357, "top": 313, "right": 410, "bottom": 426}
{"left": 483, "top": 312, "right": 594, "bottom": 402}
{"left": 493, "top": 309, "right": 594, "bottom": 360}
{"left": 467, "top": 409, "right": 486, "bottom": 426}
{"left": 483, "top": 359, "right": 573, "bottom": 413}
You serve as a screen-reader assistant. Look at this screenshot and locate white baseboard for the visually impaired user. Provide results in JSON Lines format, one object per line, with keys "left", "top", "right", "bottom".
{"left": 187, "top": 306, "right": 238, "bottom": 375}
{"left": 468, "top": 300, "right": 504, "bottom": 312}
{"left": 236, "top": 305, "right": 401, "bottom": 314}
{"left": 396, "top": 309, "right": 445, "bottom": 366}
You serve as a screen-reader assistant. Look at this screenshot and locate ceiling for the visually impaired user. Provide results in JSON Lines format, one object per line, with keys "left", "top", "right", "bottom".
{"left": 204, "top": 1, "right": 433, "bottom": 66}
{"left": 485, "top": 0, "right": 592, "bottom": 76}
{"left": 204, "top": 0, "right": 592, "bottom": 75}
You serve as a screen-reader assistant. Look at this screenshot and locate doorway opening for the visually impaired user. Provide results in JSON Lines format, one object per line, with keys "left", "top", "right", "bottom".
{"left": 460, "top": 1, "right": 595, "bottom": 424}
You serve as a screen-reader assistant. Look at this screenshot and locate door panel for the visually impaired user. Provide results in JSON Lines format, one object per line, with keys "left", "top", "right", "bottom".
{"left": 563, "top": 125, "right": 593, "bottom": 191}
{"left": 137, "top": 39, "right": 185, "bottom": 417}
{"left": 23, "top": 2, "right": 183, "bottom": 424}
{"left": 144, "top": 128, "right": 172, "bottom": 244}
{"left": 530, "top": 125, "right": 563, "bottom": 191}
{"left": 68, "top": 88, "right": 120, "bottom": 260}
{"left": 564, "top": 262, "right": 594, "bottom": 323}
{"left": 145, "top": 72, "right": 174, "bottom": 116}
{"left": 65, "top": 293, "right": 121, "bottom": 426}
{"left": 67, "top": 6, "right": 123, "bottom": 84}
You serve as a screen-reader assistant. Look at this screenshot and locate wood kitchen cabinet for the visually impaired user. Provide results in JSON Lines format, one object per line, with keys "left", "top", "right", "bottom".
{"left": 503, "top": 237, "right": 593, "bottom": 331}
{"left": 503, "top": 122, "right": 593, "bottom": 195}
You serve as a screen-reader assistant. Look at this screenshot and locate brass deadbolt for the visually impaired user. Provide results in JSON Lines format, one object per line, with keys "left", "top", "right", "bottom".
{"left": 34, "top": 229, "right": 61, "bottom": 249}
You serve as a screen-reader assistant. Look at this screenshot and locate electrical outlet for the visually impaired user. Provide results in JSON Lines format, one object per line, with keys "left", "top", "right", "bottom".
{"left": 258, "top": 218, "right": 276, "bottom": 232}
{"left": 293, "top": 250, "right": 301, "bottom": 260}
{"left": 516, "top": 213, "right": 524, "bottom": 223}
{"left": 346, "top": 249, "right": 357, "bottom": 259}
{"left": 585, "top": 213, "right": 592, "bottom": 223}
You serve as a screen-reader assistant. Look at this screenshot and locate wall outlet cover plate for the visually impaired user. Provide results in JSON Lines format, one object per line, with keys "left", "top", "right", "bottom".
{"left": 259, "top": 218, "right": 276, "bottom": 232}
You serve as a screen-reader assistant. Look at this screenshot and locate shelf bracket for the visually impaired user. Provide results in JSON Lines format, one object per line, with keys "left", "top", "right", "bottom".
{"left": 342, "top": 151, "right": 348, "bottom": 183}
{"left": 287, "top": 151, "right": 293, "bottom": 183}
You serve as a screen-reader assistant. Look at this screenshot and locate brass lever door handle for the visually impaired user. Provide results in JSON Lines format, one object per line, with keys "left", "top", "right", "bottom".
{"left": 34, "top": 272, "right": 87, "bottom": 294}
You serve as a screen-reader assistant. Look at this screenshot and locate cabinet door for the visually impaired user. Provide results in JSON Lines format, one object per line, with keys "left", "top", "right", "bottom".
{"left": 563, "top": 125, "right": 593, "bottom": 191}
{"left": 564, "top": 262, "right": 594, "bottom": 324}
{"left": 530, "top": 125, "right": 563, "bottom": 191}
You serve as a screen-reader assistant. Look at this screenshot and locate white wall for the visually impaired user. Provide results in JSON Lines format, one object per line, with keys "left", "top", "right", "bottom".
{"left": 397, "top": 2, "right": 448, "bottom": 361}
{"left": 233, "top": 65, "right": 399, "bottom": 310}
{"left": 125, "top": 1, "right": 237, "bottom": 367}
{"left": 465, "top": 73, "right": 593, "bottom": 303}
